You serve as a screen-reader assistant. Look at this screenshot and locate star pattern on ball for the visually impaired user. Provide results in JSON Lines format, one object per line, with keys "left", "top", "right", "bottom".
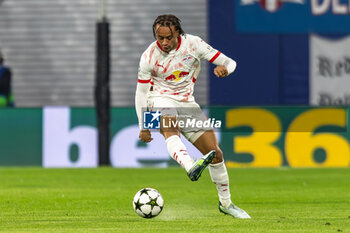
{"left": 144, "top": 212, "right": 153, "bottom": 218}
{"left": 134, "top": 199, "right": 143, "bottom": 211}
{"left": 139, "top": 188, "right": 149, "bottom": 195}
{"left": 148, "top": 197, "right": 158, "bottom": 209}
{"left": 133, "top": 188, "right": 164, "bottom": 218}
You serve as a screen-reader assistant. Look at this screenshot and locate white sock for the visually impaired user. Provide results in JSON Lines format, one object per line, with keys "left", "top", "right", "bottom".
{"left": 209, "top": 161, "right": 232, "bottom": 207}
{"left": 165, "top": 135, "right": 194, "bottom": 172}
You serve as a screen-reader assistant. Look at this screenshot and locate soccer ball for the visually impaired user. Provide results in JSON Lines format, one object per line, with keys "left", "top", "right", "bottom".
{"left": 132, "top": 188, "right": 164, "bottom": 218}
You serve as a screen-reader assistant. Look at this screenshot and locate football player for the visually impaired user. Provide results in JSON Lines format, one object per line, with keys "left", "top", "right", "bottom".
{"left": 135, "top": 14, "right": 250, "bottom": 219}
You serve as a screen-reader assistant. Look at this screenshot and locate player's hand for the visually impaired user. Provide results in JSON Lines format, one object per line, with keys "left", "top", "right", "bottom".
{"left": 214, "top": 65, "right": 229, "bottom": 78}
{"left": 139, "top": 129, "right": 153, "bottom": 143}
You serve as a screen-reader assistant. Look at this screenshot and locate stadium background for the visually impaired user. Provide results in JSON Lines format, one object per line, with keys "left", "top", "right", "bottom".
{"left": 0, "top": 0, "right": 349, "bottom": 167}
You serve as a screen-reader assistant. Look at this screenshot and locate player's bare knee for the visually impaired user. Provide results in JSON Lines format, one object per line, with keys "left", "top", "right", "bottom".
{"left": 162, "top": 131, "right": 180, "bottom": 139}
{"left": 212, "top": 147, "right": 223, "bottom": 164}
{"left": 160, "top": 126, "right": 180, "bottom": 138}
{"left": 161, "top": 115, "right": 180, "bottom": 139}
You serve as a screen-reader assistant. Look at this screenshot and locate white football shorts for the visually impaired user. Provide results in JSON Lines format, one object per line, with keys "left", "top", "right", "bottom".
{"left": 147, "top": 96, "right": 210, "bottom": 143}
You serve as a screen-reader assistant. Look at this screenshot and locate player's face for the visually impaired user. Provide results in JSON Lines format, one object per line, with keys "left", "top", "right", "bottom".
{"left": 155, "top": 25, "right": 179, "bottom": 53}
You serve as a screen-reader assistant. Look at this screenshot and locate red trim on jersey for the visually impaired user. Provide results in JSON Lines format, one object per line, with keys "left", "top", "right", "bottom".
{"left": 138, "top": 79, "right": 150, "bottom": 83}
{"left": 209, "top": 51, "right": 221, "bottom": 63}
{"left": 176, "top": 36, "right": 182, "bottom": 51}
{"left": 150, "top": 81, "right": 154, "bottom": 85}
{"left": 156, "top": 41, "right": 165, "bottom": 52}
{"left": 192, "top": 77, "right": 197, "bottom": 83}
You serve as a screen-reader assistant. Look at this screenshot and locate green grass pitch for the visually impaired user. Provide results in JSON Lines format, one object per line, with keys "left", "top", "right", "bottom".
{"left": 0, "top": 167, "right": 349, "bottom": 232}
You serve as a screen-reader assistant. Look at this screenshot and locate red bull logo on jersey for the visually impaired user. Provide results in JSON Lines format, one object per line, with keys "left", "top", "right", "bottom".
{"left": 164, "top": 71, "right": 189, "bottom": 82}
{"left": 240, "top": 0, "right": 304, "bottom": 12}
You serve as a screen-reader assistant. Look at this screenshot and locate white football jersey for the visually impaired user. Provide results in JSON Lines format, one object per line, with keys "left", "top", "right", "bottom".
{"left": 137, "top": 34, "right": 221, "bottom": 102}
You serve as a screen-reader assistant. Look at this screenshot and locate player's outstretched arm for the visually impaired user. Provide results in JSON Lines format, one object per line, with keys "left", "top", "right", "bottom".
{"left": 194, "top": 35, "right": 236, "bottom": 78}
{"left": 135, "top": 82, "right": 153, "bottom": 143}
{"left": 212, "top": 53, "right": 237, "bottom": 78}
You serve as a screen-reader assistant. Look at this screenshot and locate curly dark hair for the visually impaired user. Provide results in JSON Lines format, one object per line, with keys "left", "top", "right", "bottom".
{"left": 152, "top": 14, "right": 185, "bottom": 39}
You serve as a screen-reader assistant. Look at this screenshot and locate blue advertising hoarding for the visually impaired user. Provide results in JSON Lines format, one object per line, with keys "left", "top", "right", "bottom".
{"left": 209, "top": 0, "right": 348, "bottom": 106}
{"left": 209, "top": 0, "right": 289, "bottom": 106}
{"left": 235, "top": 0, "right": 350, "bottom": 33}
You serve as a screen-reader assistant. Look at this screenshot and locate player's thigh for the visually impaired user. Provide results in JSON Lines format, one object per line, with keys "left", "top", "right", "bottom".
{"left": 148, "top": 97, "right": 180, "bottom": 139}
{"left": 178, "top": 101, "right": 217, "bottom": 151}
{"left": 177, "top": 101, "right": 211, "bottom": 138}
{"left": 193, "top": 130, "right": 223, "bottom": 164}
